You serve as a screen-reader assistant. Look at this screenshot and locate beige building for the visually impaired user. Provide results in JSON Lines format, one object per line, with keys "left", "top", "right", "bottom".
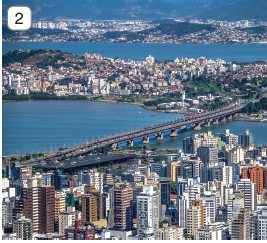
{"left": 13, "top": 216, "right": 32, "bottom": 240}
{"left": 194, "top": 226, "right": 222, "bottom": 240}
{"left": 155, "top": 224, "right": 184, "bottom": 240}
{"left": 187, "top": 205, "right": 207, "bottom": 236}
{"left": 58, "top": 210, "right": 81, "bottom": 235}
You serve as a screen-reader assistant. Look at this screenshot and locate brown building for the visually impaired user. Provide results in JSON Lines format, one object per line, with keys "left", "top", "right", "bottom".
{"left": 113, "top": 182, "right": 133, "bottom": 230}
{"left": 13, "top": 185, "right": 55, "bottom": 233}
{"left": 81, "top": 194, "right": 97, "bottom": 223}
{"left": 192, "top": 201, "right": 206, "bottom": 227}
{"left": 84, "top": 185, "right": 103, "bottom": 220}
{"left": 242, "top": 165, "right": 267, "bottom": 193}
{"left": 231, "top": 208, "right": 250, "bottom": 240}
{"left": 19, "top": 166, "right": 32, "bottom": 180}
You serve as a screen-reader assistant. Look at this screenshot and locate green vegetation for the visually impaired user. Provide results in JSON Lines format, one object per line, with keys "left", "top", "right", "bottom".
{"left": 159, "top": 219, "right": 171, "bottom": 228}
{"left": 192, "top": 77, "right": 229, "bottom": 95}
{"left": 242, "top": 97, "right": 267, "bottom": 113}
{"left": 2, "top": 169, "right": 5, "bottom": 178}
{"left": 153, "top": 155, "right": 168, "bottom": 162}
{"left": 2, "top": 49, "right": 83, "bottom": 68}
{"left": 170, "top": 181, "right": 177, "bottom": 194}
{"left": 2, "top": 92, "right": 87, "bottom": 102}
{"left": 2, "top": 26, "right": 70, "bottom": 39}
{"left": 200, "top": 98, "right": 229, "bottom": 111}
{"left": 238, "top": 26, "right": 267, "bottom": 35}
{"left": 140, "top": 22, "right": 216, "bottom": 37}
{"left": 103, "top": 31, "right": 145, "bottom": 42}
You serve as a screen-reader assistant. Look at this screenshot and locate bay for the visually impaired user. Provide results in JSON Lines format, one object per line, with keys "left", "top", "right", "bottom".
{"left": 2, "top": 100, "right": 267, "bottom": 155}
{"left": 3, "top": 42, "right": 267, "bottom": 62}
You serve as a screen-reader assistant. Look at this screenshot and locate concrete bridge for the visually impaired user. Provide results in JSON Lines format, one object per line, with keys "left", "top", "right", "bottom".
{"left": 37, "top": 104, "right": 242, "bottom": 162}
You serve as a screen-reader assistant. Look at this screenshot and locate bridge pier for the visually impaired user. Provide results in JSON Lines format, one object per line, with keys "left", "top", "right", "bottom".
{"left": 228, "top": 114, "right": 232, "bottom": 119}
{"left": 194, "top": 123, "right": 201, "bottom": 131}
{"left": 204, "top": 120, "right": 211, "bottom": 127}
{"left": 156, "top": 132, "right": 164, "bottom": 140}
{"left": 180, "top": 125, "right": 187, "bottom": 131}
{"left": 127, "top": 140, "right": 134, "bottom": 147}
{"left": 213, "top": 118, "right": 219, "bottom": 125}
{"left": 170, "top": 129, "right": 178, "bottom": 137}
{"left": 110, "top": 143, "right": 118, "bottom": 150}
{"left": 220, "top": 116, "right": 226, "bottom": 122}
{"left": 142, "top": 136, "right": 150, "bottom": 144}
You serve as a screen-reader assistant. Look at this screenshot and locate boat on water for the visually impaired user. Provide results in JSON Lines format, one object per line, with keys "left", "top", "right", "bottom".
{"left": 139, "top": 112, "right": 142, "bottom": 114}
{"left": 151, "top": 114, "right": 155, "bottom": 116}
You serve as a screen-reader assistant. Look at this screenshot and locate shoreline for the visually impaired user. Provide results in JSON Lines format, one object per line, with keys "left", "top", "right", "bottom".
{"left": 4, "top": 98, "right": 267, "bottom": 119}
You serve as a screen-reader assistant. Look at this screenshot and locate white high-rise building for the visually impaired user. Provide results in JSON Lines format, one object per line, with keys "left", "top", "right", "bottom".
{"left": 78, "top": 170, "right": 103, "bottom": 193}
{"left": 17, "top": 75, "right": 21, "bottom": 87}
{"left": 237, "top": 179, "right": 257, "bottom": 211}
{"left": 178, "top": 195, "right": 188, "bottom": 228}
{"left": 258, "top": 208, "right": 267, "bottom": 240}
{"left": 223, "top": 166, "right": 233, "bottom": 185}
{"left": 137, "top": 185, "right": 159, "bottom": 235}
{"left": 8, "top": 74, "right": 12, "bottom": 88}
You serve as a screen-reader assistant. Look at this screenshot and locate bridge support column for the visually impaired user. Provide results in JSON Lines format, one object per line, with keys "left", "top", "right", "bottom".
{"left": 220, "top": 116, "right": 226, "bottom": 122}
{"left": 170, "top": 129, "right": 178, "bottom": 137}
{"left": 110, "top": 143, "right": 118, "bottom": 150}
{"left": 213, "top": 118, "right": 219, "bottom": 125}
{"left": 156, "top": 132, "right": 164, "bottom": 140}
{"left": 127, "top": 140, "right": 134, "bottom": 147}
{"left": 233, "top": 113, "right": 237, "bottom": 117}
{"left": 194, "top": 123, "right": 201, "bottom": 131}
{"left": 204, "top": 120, "right": 211, "bottom": 127}
{"left": 142, "top": 136, "right": 150, "bottom": 144}
{"left": 180, "top": 125, "right": 187, "bottom": 131}
{"left": 228, "top": 114, "right": 232, "bottom": 119}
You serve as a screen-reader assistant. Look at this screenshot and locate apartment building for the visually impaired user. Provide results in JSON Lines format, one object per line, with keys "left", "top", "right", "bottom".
{"left": 13, "top": 185, "right": 55, "bottom": 233}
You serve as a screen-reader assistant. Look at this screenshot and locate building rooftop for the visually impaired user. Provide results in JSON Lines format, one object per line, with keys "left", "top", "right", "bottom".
{"left": 35, "top": 154, "right": 135, "bottom": 170}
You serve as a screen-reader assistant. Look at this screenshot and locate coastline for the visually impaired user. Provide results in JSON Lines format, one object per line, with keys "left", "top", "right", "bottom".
{"left": 3, "top": 98, "right": 267, "bottom": 121}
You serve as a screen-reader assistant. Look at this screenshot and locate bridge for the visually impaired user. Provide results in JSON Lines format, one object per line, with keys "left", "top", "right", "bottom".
{"left": 35, "top": 104, "right": 242, "bottom": 163}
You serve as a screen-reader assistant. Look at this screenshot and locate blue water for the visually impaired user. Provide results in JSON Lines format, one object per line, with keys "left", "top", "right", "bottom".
{"left": 2, "top": 100, "right": 267, "bottom": 155}
{"left": 3, "top": 42, "right": 267, "bottom": 62}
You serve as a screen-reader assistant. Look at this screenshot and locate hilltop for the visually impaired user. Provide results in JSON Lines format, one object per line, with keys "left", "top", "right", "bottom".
{"left": 2, "top": 49, "right": 84, "bottom": 68}
{"left": 2, "top": 26, "right": 70, "bottom": 39}
{"left": 102, "top": 22, "right": 216, "bottom": 42}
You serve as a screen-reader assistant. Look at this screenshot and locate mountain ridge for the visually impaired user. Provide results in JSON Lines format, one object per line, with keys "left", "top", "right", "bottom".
{"left": 3, "top": 0, "right": 267, "bottom": 21}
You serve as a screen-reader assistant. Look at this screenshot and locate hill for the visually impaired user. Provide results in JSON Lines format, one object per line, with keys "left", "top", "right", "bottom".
{"left": 2, "top": 49, "right": 84, "bottom": 68}
{"left": 2, "top": 26, "right": 70, "bottom": 39}
{"left": 238, "top": 26, "right": 267, "bottom": 35}
{"left": 139, "top": 22, "right": 216, "bottom": 36}
{"left": 197, "top": 0, "right": 267, "bottom": 21}
{"left": 2, "top": 0, "right": 267, "bottom": 21}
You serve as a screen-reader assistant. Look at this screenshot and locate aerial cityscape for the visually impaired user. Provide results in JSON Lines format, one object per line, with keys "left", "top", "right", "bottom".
{"left": 2, "top": 0, "right": 267, "bottom": 241}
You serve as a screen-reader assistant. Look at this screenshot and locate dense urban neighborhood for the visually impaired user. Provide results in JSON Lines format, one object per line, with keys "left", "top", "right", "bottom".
{"left": 2, "top": 49, "right": 267, "bottom": 118}
{"left": 2, "top": 126, "right": 267, "bottom": 240}
{"left": 3, "top": 19, "right": 267, "bottom": 44}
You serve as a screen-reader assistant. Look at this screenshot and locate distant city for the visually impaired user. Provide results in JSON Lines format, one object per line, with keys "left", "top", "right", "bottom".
{"left": 2, "top": 128, "right": 267, "bottom": 240}
{"left": 3, "top": 19, "right": 267, "bottom": 44}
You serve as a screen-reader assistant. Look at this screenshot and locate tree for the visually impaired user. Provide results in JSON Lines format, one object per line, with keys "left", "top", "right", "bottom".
{"left": 93, "top": 147, "right": 102, "bottom": 153}
{"left": 170, "top": 181, "right": 177, "bottom": 194}
{"left": 2, "top": 169, "right": 5, "bottom": 178}
{"left": 102, "top": 147, "right": 110, "bottom": 153}
{"left": 151, "top": 148, "right": 158, "bottom": 152}
{"left": 159, "top": 219, "right": 171, "bottom": 228}
{"left": 153, "top": 155, "right": 167, "bottom": 162}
